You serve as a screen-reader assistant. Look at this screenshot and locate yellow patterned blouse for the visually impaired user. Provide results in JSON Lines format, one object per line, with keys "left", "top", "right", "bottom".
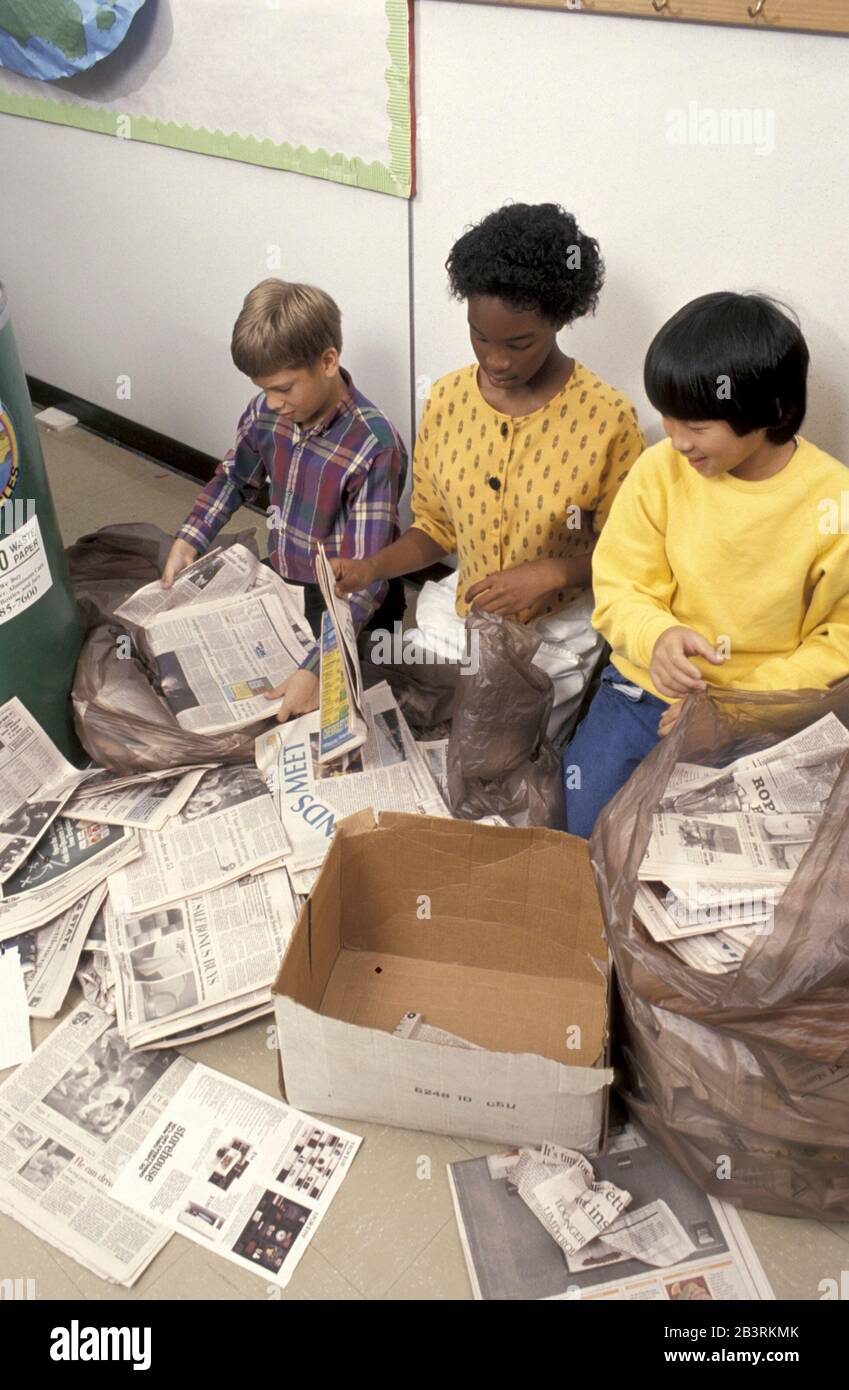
{"left": 411, "top": 361, "right": 644, "bottom": 622}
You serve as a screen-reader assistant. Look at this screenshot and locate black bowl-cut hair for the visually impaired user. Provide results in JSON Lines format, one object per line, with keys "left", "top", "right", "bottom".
{"left": 445, "top": 202, "right": 605, "bottom": 328}
{"left": 644, "top": 292, "right": 808, "bottom": 445}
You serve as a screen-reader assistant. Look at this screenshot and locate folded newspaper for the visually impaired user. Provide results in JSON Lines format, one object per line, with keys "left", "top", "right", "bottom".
{"left": 107, "top": 765, "right": 289, "bottom": 916}
{"left": 0, "top": 697, "right": 93, "bottom": 884}
{"left": 0, "top": 818, "right": 140, "bottom": 940}
{"left": 105, "top": 868, "right": 299, "bottom": 1050}
{"left": 256, "top": 680, "right": 448, "bottom": 878}
{"left": 314, "top": 542, "right": 368, "bottom": 763}
{"left": 6, "top": 884, "right": 107, "bottom": 1018}
{"left": 116, "top": 544, "right": 317, "bottom": 734}
{"left": 635, "top": 713, "right": 849, "bottom": 974}
{"left": 448, "top": 1123, "right": 774, "bottom": 1300}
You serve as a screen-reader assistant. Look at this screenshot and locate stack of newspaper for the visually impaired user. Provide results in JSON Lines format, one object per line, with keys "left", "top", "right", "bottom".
{"left": 0, "top": 694, "right": 301, "bottom": 1044}
{"left": 635, "top": 712, "right": 849, "bottom": 973}
{"left": 115, "top": 542, "right": 317, "bottom": 734}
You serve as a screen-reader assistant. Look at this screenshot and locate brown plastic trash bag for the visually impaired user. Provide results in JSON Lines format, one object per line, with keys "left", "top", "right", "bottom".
{"left": 360, "top": 641, "right": 459, "bottom": 734}
{"left": 68, "top": 523, "right": 272, "bottom": 773}
{"left": 592, "top": 679, "right": 849, "bottom": 1218}
{"left": 445, "top": 610, "right": 564, "bottom": 829}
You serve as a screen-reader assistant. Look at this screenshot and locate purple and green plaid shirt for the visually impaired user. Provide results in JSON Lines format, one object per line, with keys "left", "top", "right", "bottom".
{"left": 178, "top": 369, "right": 407, "bottom": 672}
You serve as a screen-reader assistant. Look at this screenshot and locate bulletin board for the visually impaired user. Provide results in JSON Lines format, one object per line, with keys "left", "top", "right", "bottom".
{"left": 0, "top": 0, "right": 415, "bottom": 198}
{"left": 438, "top": 0, "right": 849, "bottom": 38}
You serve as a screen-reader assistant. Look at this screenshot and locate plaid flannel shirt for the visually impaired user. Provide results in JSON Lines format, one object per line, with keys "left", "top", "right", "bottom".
{"left": 178, "top": 369, "right": 407, "bottom": 673}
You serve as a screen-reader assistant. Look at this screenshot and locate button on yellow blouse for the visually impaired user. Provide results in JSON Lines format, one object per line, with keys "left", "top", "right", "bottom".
{"left": 411, "top": 362, "right": 644, "bottom": 623}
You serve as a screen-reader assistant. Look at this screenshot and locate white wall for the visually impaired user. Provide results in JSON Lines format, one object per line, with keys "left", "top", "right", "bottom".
{"left": 413, "top": 2, "right": 849, "bottom": 457}
{"left": 2, "top": 5, "right": 849, "bottom": 472}
{"left": 0, "top": 113, "right": 412, "bottom": 459}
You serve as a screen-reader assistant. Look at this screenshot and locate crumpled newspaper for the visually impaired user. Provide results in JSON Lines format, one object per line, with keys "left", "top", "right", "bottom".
{"left": 76, "top": 949, "right": 116, "bottom": 1016}
{"left": 511, "top": 1142, "right": 631, "bottom": 1256}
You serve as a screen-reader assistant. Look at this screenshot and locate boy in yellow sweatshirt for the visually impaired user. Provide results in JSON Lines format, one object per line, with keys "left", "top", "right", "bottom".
{"left": 564, "top": 291, "right": 849, "bottom": 838}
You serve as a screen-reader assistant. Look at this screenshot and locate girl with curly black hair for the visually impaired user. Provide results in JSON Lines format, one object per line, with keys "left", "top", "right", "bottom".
{"left": 332, "top": 203, "right": 643, "bottom": 735}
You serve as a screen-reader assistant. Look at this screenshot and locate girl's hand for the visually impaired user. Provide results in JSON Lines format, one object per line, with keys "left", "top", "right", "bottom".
{"left": 329, "top": 555, "right": 377, "bottom": 596}
{"left": 650, "top": 626, "right": 726, "bottom": 700}
{"left": 465, "top": 560, "right": 560, "bottom": 617}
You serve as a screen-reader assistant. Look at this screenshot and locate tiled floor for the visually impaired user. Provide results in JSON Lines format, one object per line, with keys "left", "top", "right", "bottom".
{"left": 1, "top": 418, "right": 847, "bottom": 1300}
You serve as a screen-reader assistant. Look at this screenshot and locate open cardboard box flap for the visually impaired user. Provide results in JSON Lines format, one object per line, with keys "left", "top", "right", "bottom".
{"left": 273, "top": 812, "right": 613, "bottom": 1150}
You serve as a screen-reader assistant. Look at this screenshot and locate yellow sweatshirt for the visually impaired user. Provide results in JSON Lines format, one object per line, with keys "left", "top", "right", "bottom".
{"left": 592, "top": 437, "right": 849, "bottom": 702}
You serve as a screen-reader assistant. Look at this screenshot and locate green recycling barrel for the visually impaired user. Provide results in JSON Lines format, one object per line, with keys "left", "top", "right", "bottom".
{"left": 0, "top": 283, "right": 85, "bottom": 763}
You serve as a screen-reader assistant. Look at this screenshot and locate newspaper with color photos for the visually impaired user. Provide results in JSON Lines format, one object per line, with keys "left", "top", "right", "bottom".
{"left": 314, "top": 542, "right": 368, "bottom": 763}
{"left": 111, "top": 1061, "right": 361, "bottom": 1290}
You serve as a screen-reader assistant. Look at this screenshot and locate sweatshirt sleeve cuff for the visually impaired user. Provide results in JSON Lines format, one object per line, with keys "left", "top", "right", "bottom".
{"left": 632, "top": 610, "right": 681, "bottom": 668}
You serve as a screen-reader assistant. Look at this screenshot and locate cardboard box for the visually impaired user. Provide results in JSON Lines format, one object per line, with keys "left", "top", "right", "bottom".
{"left": 272, "top": 812, "right": 612, "bottom": 1151}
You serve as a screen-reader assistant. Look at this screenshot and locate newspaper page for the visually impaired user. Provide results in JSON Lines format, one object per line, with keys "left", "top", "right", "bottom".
{"left": 0, "top": 947, "right": 31, "bottom": 1067}
{"left": 420, "top": 739, "right": 449, "bottom": 802}
{"left": 16, "top": 885, "right": 107, "bottom": 1018}
{"left": 114, "top": 543, "right": 268, "bottom": 626}
{"left": 112, "top": 1063, "right": 361, "bottom": 1290}
{"left": 107, "top": 766, "right": 290, "bottom": 916}
{"left": 640, "top": 811, "right": 819, "bottom": 884}
{"left": 314, "top": 543, "right": 367, "bottom": 763}
{"left": 256, "top": 682, "right": 446, "bottom": 874}
{"left": 448, "top": 1123, "right": 774, "bottom": 1301}
{"left": 65, "top": 766, "right": 210, "bottom": 832}
{"left": 72, "top": 764, "right": 211, "bottom": 801}
{"left": 660, "top": 712, "right": 849, "bottom": 816}
{"left": 634, "top": 881, "right": 773, "bottom": 943}
{"left": 106, "top": 868, "right": 299, "bottom": 1048}
{"left": 0, "top": 696, "right": 92, "bottom": 883}
{"left": 0, "top": 1004, "right": 187, "bottom": 1285}
{"left": 0, "top": 820, "right": 140, "bottom": 938}
{"left": 665, "top": 925, "right": 760, "bottom": 974}
{"left": 143, "top": 588, "right": 315, "bottom": 734}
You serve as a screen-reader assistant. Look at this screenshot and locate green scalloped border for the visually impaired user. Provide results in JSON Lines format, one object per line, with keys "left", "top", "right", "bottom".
{"left": 0, "top": 0, "right": 412, "bottom": 198}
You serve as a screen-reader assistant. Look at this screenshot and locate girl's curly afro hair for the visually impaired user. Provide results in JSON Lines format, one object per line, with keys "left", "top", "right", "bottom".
{"left": 445, "top": 202, "right": 605, "bottom": 328}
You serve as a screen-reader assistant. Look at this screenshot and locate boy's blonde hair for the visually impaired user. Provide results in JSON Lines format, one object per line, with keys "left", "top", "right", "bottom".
{"left": 231, "top": 279, "right": 343, "bottom": 376}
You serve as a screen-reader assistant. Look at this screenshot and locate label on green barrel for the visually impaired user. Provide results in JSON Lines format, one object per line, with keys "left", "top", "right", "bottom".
{"left": 0, "top": 514, "right": 53, "bottom": 625}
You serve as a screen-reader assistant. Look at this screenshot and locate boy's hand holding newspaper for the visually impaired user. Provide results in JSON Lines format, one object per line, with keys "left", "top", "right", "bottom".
{"left": 262, "top": 669, "right": 320, "bottom": 723}
{"left": 161, "top": 538, "right": 200, "bottom": 590}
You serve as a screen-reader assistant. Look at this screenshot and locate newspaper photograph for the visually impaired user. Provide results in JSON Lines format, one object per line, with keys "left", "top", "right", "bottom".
{"left": 107, "top": 766, "right": 290, "bottom": 916}
{"left": 112, "top": 1063, "right": 361, "bottom": 1290}
{"left": 106, "top": 868, "right": 299, "bottom": 1048}
{"left": 10, "top": 885, "right": 108, "bottom": 1018}
{"left": 142, "top": 587, "right": 315, "bottom": 734}
{"left": 65, "top": 766, "right": 210, "bottom": 832}
{"left": 448, "top": 1123, "right": 774, "bottom": 1301}
{"left": 72, "top": 764, "right": 211, "bottom": 801}
{"left": 256, "top": 681, "right": 446, "bottom": 874}
{"left": 0, "top": 819, "right": 140, "bottom": 938}
{"left": 114, "top": 543, "right": 269, "bottom": 626}
{"left": 314, "top": 542, "right": 367, "bottom": 763}
{"left": 0, "top": 696, "right": 92, "bottom": 883}
{"left": 0, "top": 1004, "right": 188, "bottom": 1285}
{"left": 420, "top": 739, "right": 449, "bottom": 801}
{"left": 660, "top": 712, "right": 849, "bottom": 816}
{"left": 640, "top": 811, "right": 819, "bottom": 884}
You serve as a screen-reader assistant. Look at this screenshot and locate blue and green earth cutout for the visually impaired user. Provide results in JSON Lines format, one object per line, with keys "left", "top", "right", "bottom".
{"left": 0, "top": 0, "right": 146, "bottom": 80}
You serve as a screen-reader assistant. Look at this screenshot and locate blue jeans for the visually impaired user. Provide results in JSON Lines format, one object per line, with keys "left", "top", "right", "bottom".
{"left": 562, "top": 664, "right": 666, "bottom": 838}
